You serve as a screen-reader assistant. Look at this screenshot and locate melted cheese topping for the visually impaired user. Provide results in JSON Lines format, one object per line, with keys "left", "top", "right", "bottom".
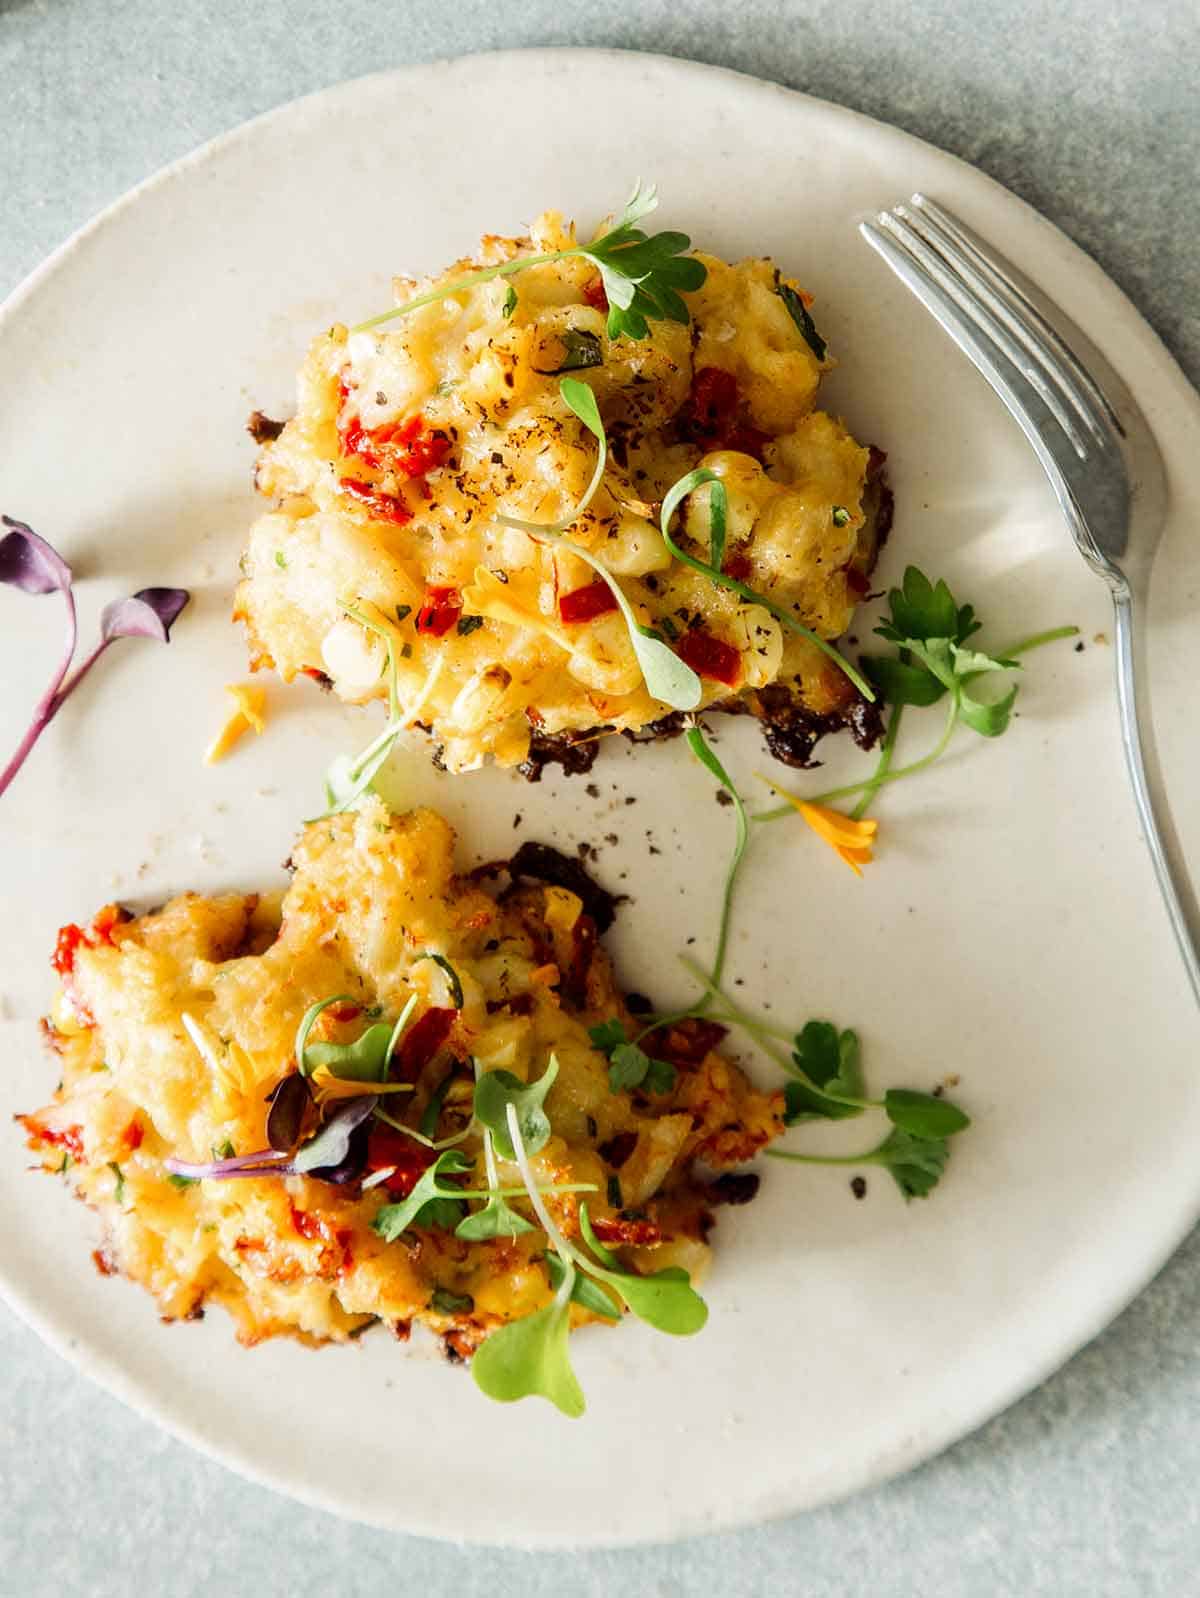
{"left": 23, "top": 801, "right": 783, "bottom": 1352}
{"left": 235, "top": 211, "right": 879, "bottom": 771}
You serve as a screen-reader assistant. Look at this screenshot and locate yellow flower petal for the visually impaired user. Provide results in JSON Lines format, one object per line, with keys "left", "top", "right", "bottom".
{"left": 204, "top": 681, "right": 268, "bottom": 764}
{"left": 757, "top": 777, "right": 878, "bottom": 875}
{"left": 310, "top": 1067, "right": 414, "bottom": 1107}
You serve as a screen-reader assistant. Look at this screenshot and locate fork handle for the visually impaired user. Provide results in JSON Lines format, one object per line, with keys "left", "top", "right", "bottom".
{"left": 1113, "top": 586, "right": 1200, "bottom": 1003}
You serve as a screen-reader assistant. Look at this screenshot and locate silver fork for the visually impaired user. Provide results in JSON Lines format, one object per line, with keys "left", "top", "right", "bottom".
{"left": 860, "top": 196, "right": 1200, "bottom": 1003}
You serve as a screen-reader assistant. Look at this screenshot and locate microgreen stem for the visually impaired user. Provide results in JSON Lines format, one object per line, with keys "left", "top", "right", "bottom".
{"left": 683, "top": 725, "right": 747, "bottom": 999}
{"left": 764, "top": 1147, "right": 881, "bottom": 1168}
{"left": 353, "top": 253, "right": 564, "bottom": 333}
{"left": 659, "top": 472, "right": 875, "bottom": 703}
{"left": 754, "top": 692, "right": 960, "bottom": 821}
{"left": 505, "top": 1104, "right": 576, "bottom": 1267}
{"left": 994, "top": 624, "right": 1080, "bottom": 659}
{"left": 372, "top": 1105, "right": 474, "bottom": 1150}
{"left": 850, "top": 703, "right": 902, "bottom": 822}
{"left": 0, "top": 585, "right": 77, "bottom": 799}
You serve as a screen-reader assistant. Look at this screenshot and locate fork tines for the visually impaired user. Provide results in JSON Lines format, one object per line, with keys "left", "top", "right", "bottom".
{"left": 860, "top": 195, "right": 1123, "bottom": 460}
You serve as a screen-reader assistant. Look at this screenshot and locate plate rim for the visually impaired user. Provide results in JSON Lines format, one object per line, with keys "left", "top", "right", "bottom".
{"left": 3, "top": 44, "right": 1199, "bottom": 1547}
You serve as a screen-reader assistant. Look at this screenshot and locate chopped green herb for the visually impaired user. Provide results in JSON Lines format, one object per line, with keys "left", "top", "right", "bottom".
{"left": 832, "top": 506, "right": 851, "bottom": 528}
{"left": 456, "top": 615, "right": 484, "bottom": 638}
{"left": 56, "top": 1153, "right": 72, "bottom": 1174}
{"left": 535, "top": 328, "right": 604, "bottom": 375}
{"left": 606, "top": 1174, "right": 623, "bottom": 1209}
{"left": 394, "top": 603, "right": 413, "bottom": 624}
{"left": 776, "top": 281, "right": 827, "bottom": 361}
{"left": 109, "top": 1162, "right": 126, "bottom": 1205}
{"left": 213, "top": 1139, "right": 235, "bottom": 1160}
{"left": 274, "top": 551, "right": 288, "bottom": 569}
{"left": 416, "top": 952, "right": 464, "bottom": 1010}
{"left": 501, "top": 284, "right": 518, "bottom": 319}
{"left": 430, "top": 1287, "right": 475, "bottom": 1315}
{"left": 167, "top": 1172, "right": 199, "bottom": 1190}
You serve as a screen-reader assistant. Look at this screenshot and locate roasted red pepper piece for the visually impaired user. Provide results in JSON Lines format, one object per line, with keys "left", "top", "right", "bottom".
{"left": 338, "top": 478, "right": 413, "bottom": 525}
{"left": 365, "top": 1128, "right": 437, "bottom": 1196}
{"left": 558, "top": 580, "right": 619, "bottom": 624}
{"left": 591, "top": 1215, "right": 662, "bottom": 1247}
{"left": 393, "top": 1006, "right": 458, "bottom": 1081}
{"left": 676, "top": 629, "right": 742, "bottom": 687}
{"left": 415, "top": 586, "right": 463, "bottom": 637}
{"left": 51, "top": 923, "right": 86, "bottom": 978}
{"left": 582, "top": 276, "right": 609, "bottom": 312}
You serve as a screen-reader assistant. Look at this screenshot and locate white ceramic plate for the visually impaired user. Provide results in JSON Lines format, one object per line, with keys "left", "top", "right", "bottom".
{"left": 2, "top": 49, "right": 1199, "bottom": 1549}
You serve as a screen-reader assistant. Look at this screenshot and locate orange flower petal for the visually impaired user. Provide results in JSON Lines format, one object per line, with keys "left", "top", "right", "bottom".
{"left": 757, "top": 778, "right": 878, "bottom": 876}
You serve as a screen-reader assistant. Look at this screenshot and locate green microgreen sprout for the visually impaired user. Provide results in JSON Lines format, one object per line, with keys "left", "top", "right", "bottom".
{"left": 683, "top": 724, "right": 747, "bottom": 995}
{"left": 659, "top": 469, "right": 875, "bottom": 703}
{"left": 755, "top": 566, "right": 1077, "bottom": 823}
{"left": 496, "top": 377, "right": 702, "bottom": 712}
{"left": 312, "top": 602, "right": 407, "bottom": 819}
{"left": 354, "top": 181, "right": 706, "bottom": 342}
{"left": 473, "top": 1055, "right": 559, "bottom": 1162}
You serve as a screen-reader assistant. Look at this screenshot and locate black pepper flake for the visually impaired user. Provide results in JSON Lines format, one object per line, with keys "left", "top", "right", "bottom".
{"left": 586, "top": 783, "right": 600, "bottom": 798}
{"left": 850, "top": 1176, "right": 868, "bottom": 1200}
{"left": 512, "top": 813, "right": 522, "bottom": 829}
{"left": 1074, "top": 640, "right": 1085, "bottom": 652}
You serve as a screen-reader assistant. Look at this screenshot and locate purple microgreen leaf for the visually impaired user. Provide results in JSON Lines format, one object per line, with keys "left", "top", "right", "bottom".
{"left": 293, "top": 1095, "right": 378, "bottom": 1178}
{"left": 266, "top": 1072, "right": 312, "bottom": 1152}
{"left": 0, "top": 516, "right": 73, "bottom": 596}
{"left": 164, "top": 1149, "right": 294, "bottom": 1181}
{"left": 0, "top": 516, "right": 191, "bottom": 799}
{"left": 99, "top": 586, "right": 190, "bottom": 643}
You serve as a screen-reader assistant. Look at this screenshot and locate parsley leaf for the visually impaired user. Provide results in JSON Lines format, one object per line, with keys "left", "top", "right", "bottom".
{"left": 869, "top": 1127, "right": 950, "bottom": 1200}
{"left": 883, "top": 1088, "right": 971, "bottom": 1139}
{"left": 501, "top": 284, "right": 517, "bottom": 319}
{"left": 874, "top": 567, "right": 976, "bottom": 647}
{"left": 455, "top": 614, "right": 484, "bottom": 638}
{"left": 783, "top": 1022, "right": 867, "bottom": 1122}
{"left": 109, "top": 1161, "right": 126, "bottom": 1205}
{"left": 588, "top": 1020, "right": 676, "bottom": 1096}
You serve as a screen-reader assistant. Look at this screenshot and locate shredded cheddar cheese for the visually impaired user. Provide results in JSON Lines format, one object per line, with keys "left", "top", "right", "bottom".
{"left": 204, "top": 682, "right": 267, "bottom": 765}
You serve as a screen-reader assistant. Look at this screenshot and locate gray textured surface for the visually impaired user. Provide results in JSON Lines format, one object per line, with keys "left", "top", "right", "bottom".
{"left": 2, "top": 1, "right": 1199, "bottom": 1592}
